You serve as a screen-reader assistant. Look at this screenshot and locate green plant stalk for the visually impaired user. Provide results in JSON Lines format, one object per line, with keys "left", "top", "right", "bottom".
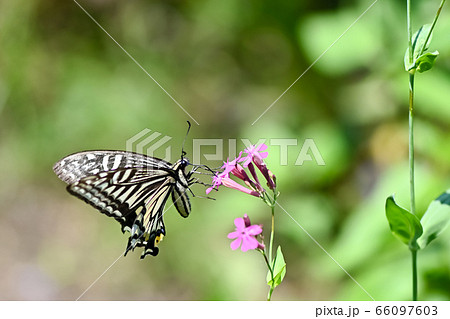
{"left": 404, "top": 0, "right": 446, "bottom": 303}
{"left": 409, "top": 72, "right": 416, "bottom": 217}
{"left": 411, "top": 248, "right": 418, "bottom": 301}
{"left": 263, "top": 189, "right": 278, "bottom": 301}
{"left": 268, "top": 204, "right": 275, "bottom": 261}
{"left": 406, "top": 0, "right": 418, "bottom": 301}
{"left": 266, "top": 189, "right": 277, "bottom": 262}
{"left": 408, "top": 72, "right": 418, "bottom": 300}
{"left": 407, "top": 0, "right": 413, "bottom": 63}
{"left": 268, "top": 195, "right": 276, "bottom": 301}
{"left": 261, "top": 250, "right": 275, "bottom": 301}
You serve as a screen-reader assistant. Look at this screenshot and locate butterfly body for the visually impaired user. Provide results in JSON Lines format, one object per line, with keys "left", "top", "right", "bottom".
{"left": 53, "top": 150, "right": 193, "bottom": 258}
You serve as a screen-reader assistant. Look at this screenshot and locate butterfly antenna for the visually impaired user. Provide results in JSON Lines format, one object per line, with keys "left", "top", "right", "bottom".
{"left": 181, "top": 121, "right": 191, "bottom": 159}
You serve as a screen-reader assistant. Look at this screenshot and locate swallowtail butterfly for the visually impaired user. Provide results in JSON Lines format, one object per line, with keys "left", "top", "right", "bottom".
{"left": 53, "top": 126, "right": 205, "bottom": 259}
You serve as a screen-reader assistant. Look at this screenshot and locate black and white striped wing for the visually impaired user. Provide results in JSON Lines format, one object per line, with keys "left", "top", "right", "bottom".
{"left": 53, "top": 150, "right": 172, "bottom": 184}
{"left": 53, "top": 151, "right": 182, "bottom": 258}
{"left": 68, "top": 167, "right": 175, "bottom": 258}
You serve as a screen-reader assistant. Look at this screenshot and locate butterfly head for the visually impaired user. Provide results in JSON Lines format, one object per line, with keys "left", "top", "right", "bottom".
{"left": 180, "top": 157, "right": 190, "bottom": 167}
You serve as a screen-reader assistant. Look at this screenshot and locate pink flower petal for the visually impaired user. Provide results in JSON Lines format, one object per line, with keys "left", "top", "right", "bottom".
{"left": 207, "top": 173, "right": 227, "bottom": 194}
{"left": 240, "top": 144, "right": 269, "bottom": 167}
{"left": 240, "top": 156, "right": 252, "bottom": 168}
{"left": 246, "top": 224, "right": 263, "bottom": 236}
{"left": 218, "top": 170, "right": 230, "bottom": 179}
{"left": 256, "top": 143, "right": 268, "bottom": 151}
{"left": 241, "top": 236, "right": 259, "bottom": 252}
{"left": 221, "top": 154, "right": 242, "bottom": 176}
{"left": 227, "top": 231, "right": 240, "bottom": 239}
{"left": 221, "top": 178, "right": 260, "bottom": 197}
{"left": 234, "top": 217, "right": 245, "bottom": 230}
{"left": 230, "top": 238, "right": 242, "bottom": 250}
{"left": 257, "top": 151, "right": 268, "bottom": 159}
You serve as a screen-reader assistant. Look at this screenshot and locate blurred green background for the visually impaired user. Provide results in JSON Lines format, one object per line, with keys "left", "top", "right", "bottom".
{"left": 1, "top": 0, "right": 449, "bottom": 300}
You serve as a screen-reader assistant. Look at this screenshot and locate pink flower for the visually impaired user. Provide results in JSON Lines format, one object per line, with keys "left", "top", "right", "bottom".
{"left": 229, "top": 163, "right": 261, "bottom": 191}
{"left": 227, "top": 214, "right": 264, "bottom": 252}
{"left": 222, "top": 152, "right": 242, "bottom": 174}
{"left": 206, "top": 144, "right": 276, "bottom": 196}
{"left": 206, "top": 154, "right": 242, "bottom": 194}
{"left": 240, "top": 144, "right": 268, "bottom": 167}
{"left": 221, "top": 177, "right": 260, "bottom": 197}
{"left": 241, "top": 144, "right": 276, "bottom": 190}
{"left": 252, "top": 156, "right": 276, "bottom": 190}
{"left": 246, "top": 162, "right": 265, "bottom": 192}
{"left": 229, "top": 163, "right": 248, "bottom": 181}
{"left": 206, "top": 173, "right": 225, "bottom": 194}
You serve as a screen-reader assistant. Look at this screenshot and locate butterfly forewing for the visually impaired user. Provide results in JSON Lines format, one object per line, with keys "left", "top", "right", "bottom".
{"left": 54, "top": 151, "right": 193, "bottom": 258}
{"left": 53, "top": 150, "right": 172, "bottom": 184}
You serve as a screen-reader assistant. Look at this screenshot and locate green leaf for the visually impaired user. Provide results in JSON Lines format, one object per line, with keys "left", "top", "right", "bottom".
{"left": 385, "top": 195, "right": 423, "bottom": 250}
{"left": 412, "top": 24, "right": 433, "bottom": 57}
{"left": 266, "top": 246, "right": 286, "bottom": 288}
{"left": 416, "top": 51, "right": 439, "bottom": 73}
{"left": 404, "top": 24, "right": 436, "bottom": 72}
{"left": 418, "top": 190, "right": 450, "bottom": 249}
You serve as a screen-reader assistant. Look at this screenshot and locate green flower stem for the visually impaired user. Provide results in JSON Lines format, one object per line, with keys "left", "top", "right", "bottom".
{"left": 407, "top": 0, "right": 413, "bottom": 64}
{"left": 409, "top": 71, "right": 416, "bottom": 217}
{"left": 268, "top": 203, "right": 275, "bottom": 261}
{"left": 407, "top": 0, "right": 417, "bottom": 301}
{"left": 261, "top": 188, "right": 278, "bottom": 301}
{"left": 404, "top": 0, "right": 445, "bottom": 303}
{"left": 262, "top": 189, "right": 278, "bottom": 262}
{"left": 261, "top": 250, "right": 274, "bottom": 301}
{"left": 411, "top": 248, "right": 418, "bottom": 301}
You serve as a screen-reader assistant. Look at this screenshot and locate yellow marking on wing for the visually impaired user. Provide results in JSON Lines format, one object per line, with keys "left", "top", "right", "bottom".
{"left": 155, "top": 234, "right": 164, "bottom": 246}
